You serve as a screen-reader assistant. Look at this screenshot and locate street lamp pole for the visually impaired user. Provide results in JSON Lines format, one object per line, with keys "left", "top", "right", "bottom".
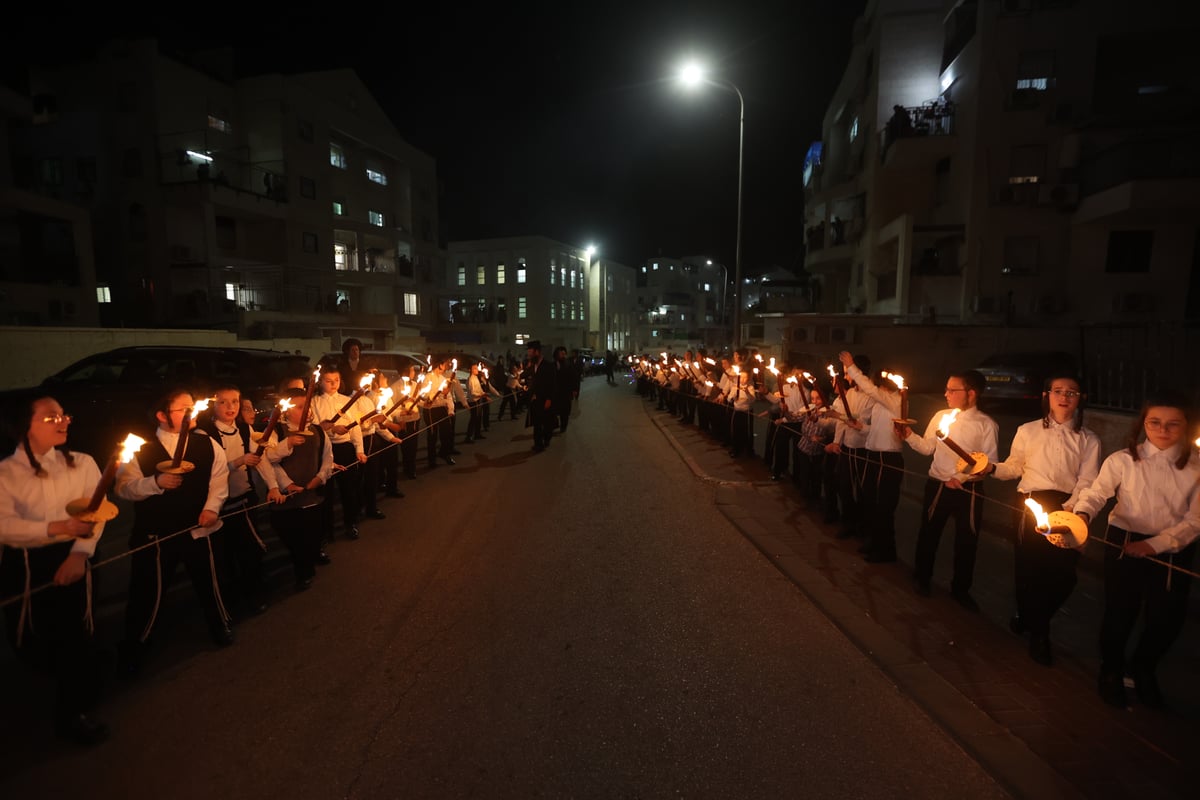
{"left": 678, "top": 64, "right": 745, "bottom": 351}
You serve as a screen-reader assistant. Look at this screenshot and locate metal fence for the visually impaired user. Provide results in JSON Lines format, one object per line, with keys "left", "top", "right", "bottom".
{"left": 1081, "top": 322, "right": 1200, "bottom": 411}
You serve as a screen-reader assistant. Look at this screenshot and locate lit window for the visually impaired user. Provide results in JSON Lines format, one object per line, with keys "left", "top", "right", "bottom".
{"left": 570, "top": 270, "right": 576, "bottom": 289}
{"left": 332, "top": 201, "right": 344, "bottom": 216}
{"left": 207, "top": 115, "right": 231, "bottom": 134}
{"left": 551, "top": 304, "right": 557, "bottom": 320}
{"left": 330, "top": 144, "right": 346, "bottom": 169}
{"left": 1015, "top": 78, "right": 1050, "bottom": 91}
{"left": 225, "top": 283, "right": 236, "bottom": 301}
{"left": 457, "top": 265, "right": 466, "bottom": 286}
{"left": 1008, "top": 175, "right": 1039, "bottom": 184}
{"left": 652, "top": 263, "right": 659, "bottom": 270}
{"left": 366, "top": 168, "right": 388, "bottom": 186}
{"left": 518, "top": 297, "right": 527, "bottom": 319}
{"left": 550, "top": 267, "right": 556, "bottom": 286}
{"left": 497, "top": 263, "right": 506, "bottom": 284}
{"left": 680, "top": 313, "right": 686, "bottom": 321}
{"left": 571, "top": 301, "right": 576, "bottom": 321}
{"left": 334, "top": 242, "right": 350, "bottom": 270}
{"left": 369, "top": 210, "right": 384, "bottom": 227}
{"left": 850, "top": 116, "right": 859, "bottom": 140}
{"left": 704, "top": 283, "right": 711, "bottom": 291}
{"left": 560, "top": 267, "right": 566, "bottom": 286}
{"left": 96, "top": 285, "right": 111, "bottom": 303}
{"left": 517, "top": 268, "right": 526, "bottom": 284}
{"left": 403, "top": 292, "right": 418, "bottom": 315}
{"left": 477, "top": 265, "right": 486, "bottom": 285}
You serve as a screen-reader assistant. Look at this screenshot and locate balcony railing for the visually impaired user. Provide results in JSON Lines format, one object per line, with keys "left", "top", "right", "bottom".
{"left": 879, "top": 102, "right": 956, "bottom": 161}
{"left": 1078, "top": 134, "right": 1200, "bottom": 196}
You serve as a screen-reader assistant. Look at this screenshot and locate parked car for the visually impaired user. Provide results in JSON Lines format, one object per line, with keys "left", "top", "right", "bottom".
{"left": 0, "top": 346, "right": 310, "bottom": 460}
{"left": 319, "top": 350, "right": 425, "bottom": 385}
{"left": 975, "top": 351, "right": 1078, "bottom": 406}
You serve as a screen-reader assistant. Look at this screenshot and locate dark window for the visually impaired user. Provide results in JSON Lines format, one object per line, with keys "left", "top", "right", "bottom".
{"left": 122, "top": 148, "right": 142, "bottom": 179}
{"left": 297, "top": 119, "right": 314, "bottom": 142}
{"left": 876, "top": 270, "right": 897, "bottom": 301}
{"left": 1002, "top": 235, "right": 1040, "bottom": 275}
{"left": 300, "top": 176, "right": 316, "bottom": 199}
{"left": 77, "top": 158, "right": 97, "bottom": 185}
{"left": 128, "top": 203, "right": 147, "bottom": 242}
{"left": 215, "top": 216, "right": 237, "bottom": 250}
{"left": 302, "top": 232, "right": 319, "bottom": 253}
{"left": 1105, "top": 230, "right": 1153, "bottom": 273}
{"left": 116, "top": 82, "right": 138, "bottom": 112}
{"left": 40, "top": 158, "right": 63, "bottom": 186}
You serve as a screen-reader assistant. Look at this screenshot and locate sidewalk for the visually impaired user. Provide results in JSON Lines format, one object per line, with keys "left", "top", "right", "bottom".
{"left": 644, "top": 396, "right": 1200, "bottom": 800}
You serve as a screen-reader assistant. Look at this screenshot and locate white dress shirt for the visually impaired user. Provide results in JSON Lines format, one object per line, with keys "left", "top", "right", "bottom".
{"left": 845, "top": 365, "right": 902, "bottom": 452}
{"left": 310, "top": 392, "right": 365, "bottom": 454}
{"left": 832, "top": 388, "right": 872, "bottom": 449}
{"left": 1074, "top": 442, "right": 1200, "bottom": 554}
{"left": 115, "top": 428, "right": 229, "bottom": 517}
{"left": 0, "top": 447, "right": 105, "bottom": 556}
{"left": 991, "top": 418, "right": 1101, "bottom": 506}
{"left": 906, "top": 406, "right": 999, "bottom": 481}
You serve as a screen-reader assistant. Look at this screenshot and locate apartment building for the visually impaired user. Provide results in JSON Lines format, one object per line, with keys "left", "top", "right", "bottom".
{"left": 802, "top": 0, "right": 1200, "bottom": 325}
{"left": 632, "top": 255, "right": 730, "bottom": 353}
{"left": 8, "top": 39, "right": 441, "bottom": 346}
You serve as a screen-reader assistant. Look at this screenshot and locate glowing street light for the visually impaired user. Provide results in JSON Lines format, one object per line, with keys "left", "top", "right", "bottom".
{"left": 676, "top": 60, "right": 746, "bottom": 349}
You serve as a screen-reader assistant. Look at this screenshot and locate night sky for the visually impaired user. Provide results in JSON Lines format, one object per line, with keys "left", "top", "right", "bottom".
{"left": 8, "top": 1, "right": 865, "bottom": 271}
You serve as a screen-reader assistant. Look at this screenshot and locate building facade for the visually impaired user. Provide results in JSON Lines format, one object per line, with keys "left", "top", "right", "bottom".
{"left": 801, "top": 0, "right": 1200, "bottom": 326}
{"left": 7, "top": 39, "right": 441, "bottom": 347}
{"left": 632, "top": 255, "right": 730, "bottom": 353}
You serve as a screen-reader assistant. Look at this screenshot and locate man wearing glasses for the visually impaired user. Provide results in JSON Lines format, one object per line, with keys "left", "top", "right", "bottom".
{"left": 900, "top": 370, "right": 999, "bottom": 609}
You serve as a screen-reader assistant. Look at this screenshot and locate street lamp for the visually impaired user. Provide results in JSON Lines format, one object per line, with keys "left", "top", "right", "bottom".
{"left": 584, "top": 244, "right": 600, "bottom": 352}
{"left": 677, "top": 61, "right": 745, "bottom": 351}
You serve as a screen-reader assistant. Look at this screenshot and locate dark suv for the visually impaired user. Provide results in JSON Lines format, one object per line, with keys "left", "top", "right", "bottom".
{"left": 0, "top": 346, "right": 310, "bottom": 459}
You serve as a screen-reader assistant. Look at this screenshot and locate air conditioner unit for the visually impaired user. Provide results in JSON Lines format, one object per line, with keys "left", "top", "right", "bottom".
{"left": 1111, "top": 292, "right": 1155, "bottom": 313}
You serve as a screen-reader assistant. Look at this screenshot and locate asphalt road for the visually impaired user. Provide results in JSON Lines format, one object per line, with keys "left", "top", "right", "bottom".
{"left": 1, "top": 379, "right": 1008, "bottom": 799}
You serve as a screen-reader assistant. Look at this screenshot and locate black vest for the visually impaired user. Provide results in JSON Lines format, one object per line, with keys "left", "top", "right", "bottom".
{"left": 132, "top": 430, "right": 217, "bottom": 539}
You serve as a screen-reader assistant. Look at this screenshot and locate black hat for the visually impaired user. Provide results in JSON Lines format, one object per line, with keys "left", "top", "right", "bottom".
{"left": 526, "top": 340, "right": 542, "bottom": 351}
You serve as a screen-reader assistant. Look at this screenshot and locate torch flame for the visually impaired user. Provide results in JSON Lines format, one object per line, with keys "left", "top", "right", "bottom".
{"left": 883, "top": 371, "right": 907, "bottom": 391}
{"left": 802, "top": 371, "right": 815, "bottom": 382}
{"left": 767, "top": 365, "right": 780, "bottom": 377}
{"left": 705, "top": 380, "right": 714, "bottom": 387}
{"left": 826, "top": 364, "right": 838, "bottom": 380}
{"left": 359, "top": 373, "right": 374, "bottom": 389}
{"left": 733, "top": 365, "right": 740, "bottom": 375}
{"left": 693, "top": 361, "right": 701, "bottom": 370}
{"left": 118, "top": 433, "right": 147, "bottom": 463}
{"left": 418, "top": 383, "right": 432, "bottom": 397}
{"left": 1024, "top": 498, "right": 1050, "bottom": 531}
{"left": 705, "top": 357, "right": 716, "bottom": 365}
{"left": 451, "top": 358, "right": 458, "bottom": 372}
{"left": 754, "top": 354, "right": 763, "bottom": 363}
{"left": 278, "top": 398, "right": 294, "bottom": 413}
{"left": 786, "top": 376, "right": 798, "bottom": 385}
{"left": 376, "top": 387, "right": 393, "bottom": 412}
{"left": 938, "top": 408, "right": 960, "bottom": 438}
{"left": 192, "top": 398, "right": 213, "bottom": 414}
{"left": 313, "top": 364, "right": 322, "bottom": 380}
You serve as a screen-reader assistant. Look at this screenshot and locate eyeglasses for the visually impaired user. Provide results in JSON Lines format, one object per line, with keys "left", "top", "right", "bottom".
{"left": 944, "top": 387, "right": 967, "bottom": 394}
{"left": 40, "top": 414, "right": 73, "bottom": 424}
{"left": 1048, "top": 389, "right": 1081, "bottom": 399}
{"left": 1145, "top": 419, "right": 1185, "bottom": 432}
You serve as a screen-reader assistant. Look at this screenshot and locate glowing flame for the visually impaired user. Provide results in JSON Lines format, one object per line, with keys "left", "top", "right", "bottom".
{"left": 826, "top": 364, "right": 838, "bottom": 381}
{"left": 938, "top": 408, "right": 961, "bottom": 438}
{"left": 278, "top": 398, "right": 294, "bottom": 413}
{"left": 752, "top": 368, "right": 759, "bottom": 375}
{"left": 482, "top": 367, "right": 489, "bottom": 379}
{"left": 418, "top": 382, "right": 432, "bottom": 397}
{"left": 705, "top": 357, "right": 716, "bottom": 365}
{"left": 786, "top": 376, "right": 799, "bottom": 385}
{"left": 767, "top": 365, "right": 780, "bottom": 377}
{"left": 1195, "top": 437, "right": 1200, "bottom": 449}
{"left": 313, "top": 364, "right": 322, "bottom": 380}
{"left": 118, "top": 433, "right": 147, "bottom": 463}
{"left": 705, "top": 380, "right": 714, "bottom": 387}
{"left": 883, "top": 371, "right": 907, "bottom": 391}
{"left": 693, "top": 361, "right": 701, "bottom": 369}
{"left": 660, "top": 352, "right": 667, "bottom": 360}
{"left": 376, "top": 387, "right": 393, "bottom": 412}
{"left": 754, "top": 354, "right": 763, "bottom": 363}
{"left": 359, "top": 373, "right": 374, "bottom": 389}
{"left": 802, "top": 371, "right": 815, "bottom": 382}
{"left": 192, "top": 398, "right": 213, "bottom": 414}
{"left": 1024, "top": 497, "right": 1050, "bottom": 531}
{"left": 451, "top": 358, "right": 458, "bottom": 372}
{"left": 768, "top": 357, "right": 776, "bottom": 369}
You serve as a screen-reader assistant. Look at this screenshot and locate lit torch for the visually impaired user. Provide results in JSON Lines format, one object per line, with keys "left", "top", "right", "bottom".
{"left": 160, "top": 397, "right": 211, "bottom": 473}
{"left": 68, "top": 433, "right": 148, "bottom": 525}
{"left": 328, "top": 373, "right": 374, "bottom": 424}
{"left": 297, "top": 363, "right": 321, "bottom": 434}
{"left": 1024, "top": 497, "right": 1088, "bottom": 548}
{"left": 828, "top": 364, "right": 855, "bottom": 422}
{"left": 254, "top": 397, "right": 294, "bottom": 455}
{"left": 935, "top": 409, "right": 988, "bottom": 476}
{"left": 882, "top": 370, "right": 914, "bottom": 424}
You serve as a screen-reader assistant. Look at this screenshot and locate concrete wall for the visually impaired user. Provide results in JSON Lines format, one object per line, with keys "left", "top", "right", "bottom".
{"left": 0, "top": 326, "right": 330, "bottom": 388}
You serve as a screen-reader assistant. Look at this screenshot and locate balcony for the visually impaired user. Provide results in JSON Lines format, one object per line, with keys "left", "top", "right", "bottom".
{"left": 879, "top": 102, "right": 956, "bottom": 170}
{"left": 1073, "top": 134, "right": 1200, "bottom": 224}
{"left": 804, "top": 217, "right": 863, "bottom": 275}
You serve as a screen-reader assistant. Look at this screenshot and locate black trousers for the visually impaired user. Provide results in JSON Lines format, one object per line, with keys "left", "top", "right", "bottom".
{"left": 730, "top": 408, "right": 753, "bottom": 455}
{"left": 271, "top": 503, "right": 322, "bottom": 582}
{"left": 1, "top": 542, "right": 101, "bottom": 726}
{"left": 1099, "top": 527, "right": 1194, "bottom": 678}
{"left": 466, "top": 398, "right": 484, "bottom": 439}
{"left": 1014, "top": 489, "right": 1079, "bottom": 636}
{"left": 835, "top": 446, "right": 863, "bottom": 534}
{"left": 914, "top": 478, "right": 985, "bottom": 594}
{"left": 770, "top": 421, "right": 797, "bottom": 478}
{"left": 530, "top": 400, "right": 554, "bottom": 448}
{"left": 425, "top": 406, "right": 453, "bottom": 463}
{"left": 361, "top": 434, "right": 383, "bottom": 514}
{"left": 498, "top": 392, "right": 519, "bottom": 419}
{"left": 217, "top": 495, "right": 266, "bottom": 608}
{"left": 556, "top": 395, "right": 572, "bottom": 432}
{"left": 861, "top": 450, "right": 904, "bottom": 557}
{"left": 125, "top": 530, "right": 227, "bottom": 643}
{"left": 323, "top": 441, "right": 360, "bottom": 530}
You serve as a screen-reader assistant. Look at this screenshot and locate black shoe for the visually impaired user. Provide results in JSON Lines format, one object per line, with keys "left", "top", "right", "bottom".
{"left": 1029, "top": 634, "right": 1053, "bottom": 666}
{"left": 295, "top": 577, "right": 313, "bottom": 592}
{"left": 316, "top": 551, "right": 332, "bottom": 566}
{"left": 364, "top": 510, "right": 386, "bottom": 520}
{"left": 442, "top": 457, "right": 456, "bottom": 466}
{"left": 1098, "top": 672, "right": 1127, "bottom": 708}
{"left": 913, "top": 578, "right": 932, "bottom": 597}
{"left": 210, "top": 624, "right": 236, "bottom": 647}
{"left": 1009, "top": 615, "right": 1027, "bottom": 636}
{"left": 864, "top": 550, "right": 897, "bottom": 564}
{"left": 1133, "top": 670, "right": 1165, "bottom": 709}
{"left": 952, "top": 591, "right": 980, "bottom": 613}
{"left": 345, "top": 526, "right": 360, "bottom": 540}
{"left": 55, "top": 714, "right": 110, "bottom": 746}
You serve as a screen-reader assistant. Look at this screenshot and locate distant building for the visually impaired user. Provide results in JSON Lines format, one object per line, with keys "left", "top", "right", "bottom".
{"left": 633, "top": 255, "right": 729, "bottom": 353}
{"left": 0, "top": 85, "right": 99, "bottom": 326}
{"left": 801, "top": 0, "right": 1200, "bottom": 325}
{"left": 6, "top": 39, "right": 441, "bottom": 346}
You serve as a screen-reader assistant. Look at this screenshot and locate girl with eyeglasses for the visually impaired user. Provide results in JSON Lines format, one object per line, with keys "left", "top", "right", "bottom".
{"left": 0, "top": 394, "right": 109, "bottom": 745}
{"left": 987, "top": 374, "right": 1100, "bottom": 666}
{"left": 1073, "top": 392, "right": 1200, "bottom": 709}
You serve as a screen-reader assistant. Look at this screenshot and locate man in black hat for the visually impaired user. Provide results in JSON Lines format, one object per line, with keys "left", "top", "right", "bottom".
{"left": 524, "top": 341, "right": 556, "bottom": 452}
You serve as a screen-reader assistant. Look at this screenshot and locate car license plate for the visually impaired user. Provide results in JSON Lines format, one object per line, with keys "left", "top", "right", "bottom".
{"left": 986, "top": 375, "right": 1010, "bottom": 382}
